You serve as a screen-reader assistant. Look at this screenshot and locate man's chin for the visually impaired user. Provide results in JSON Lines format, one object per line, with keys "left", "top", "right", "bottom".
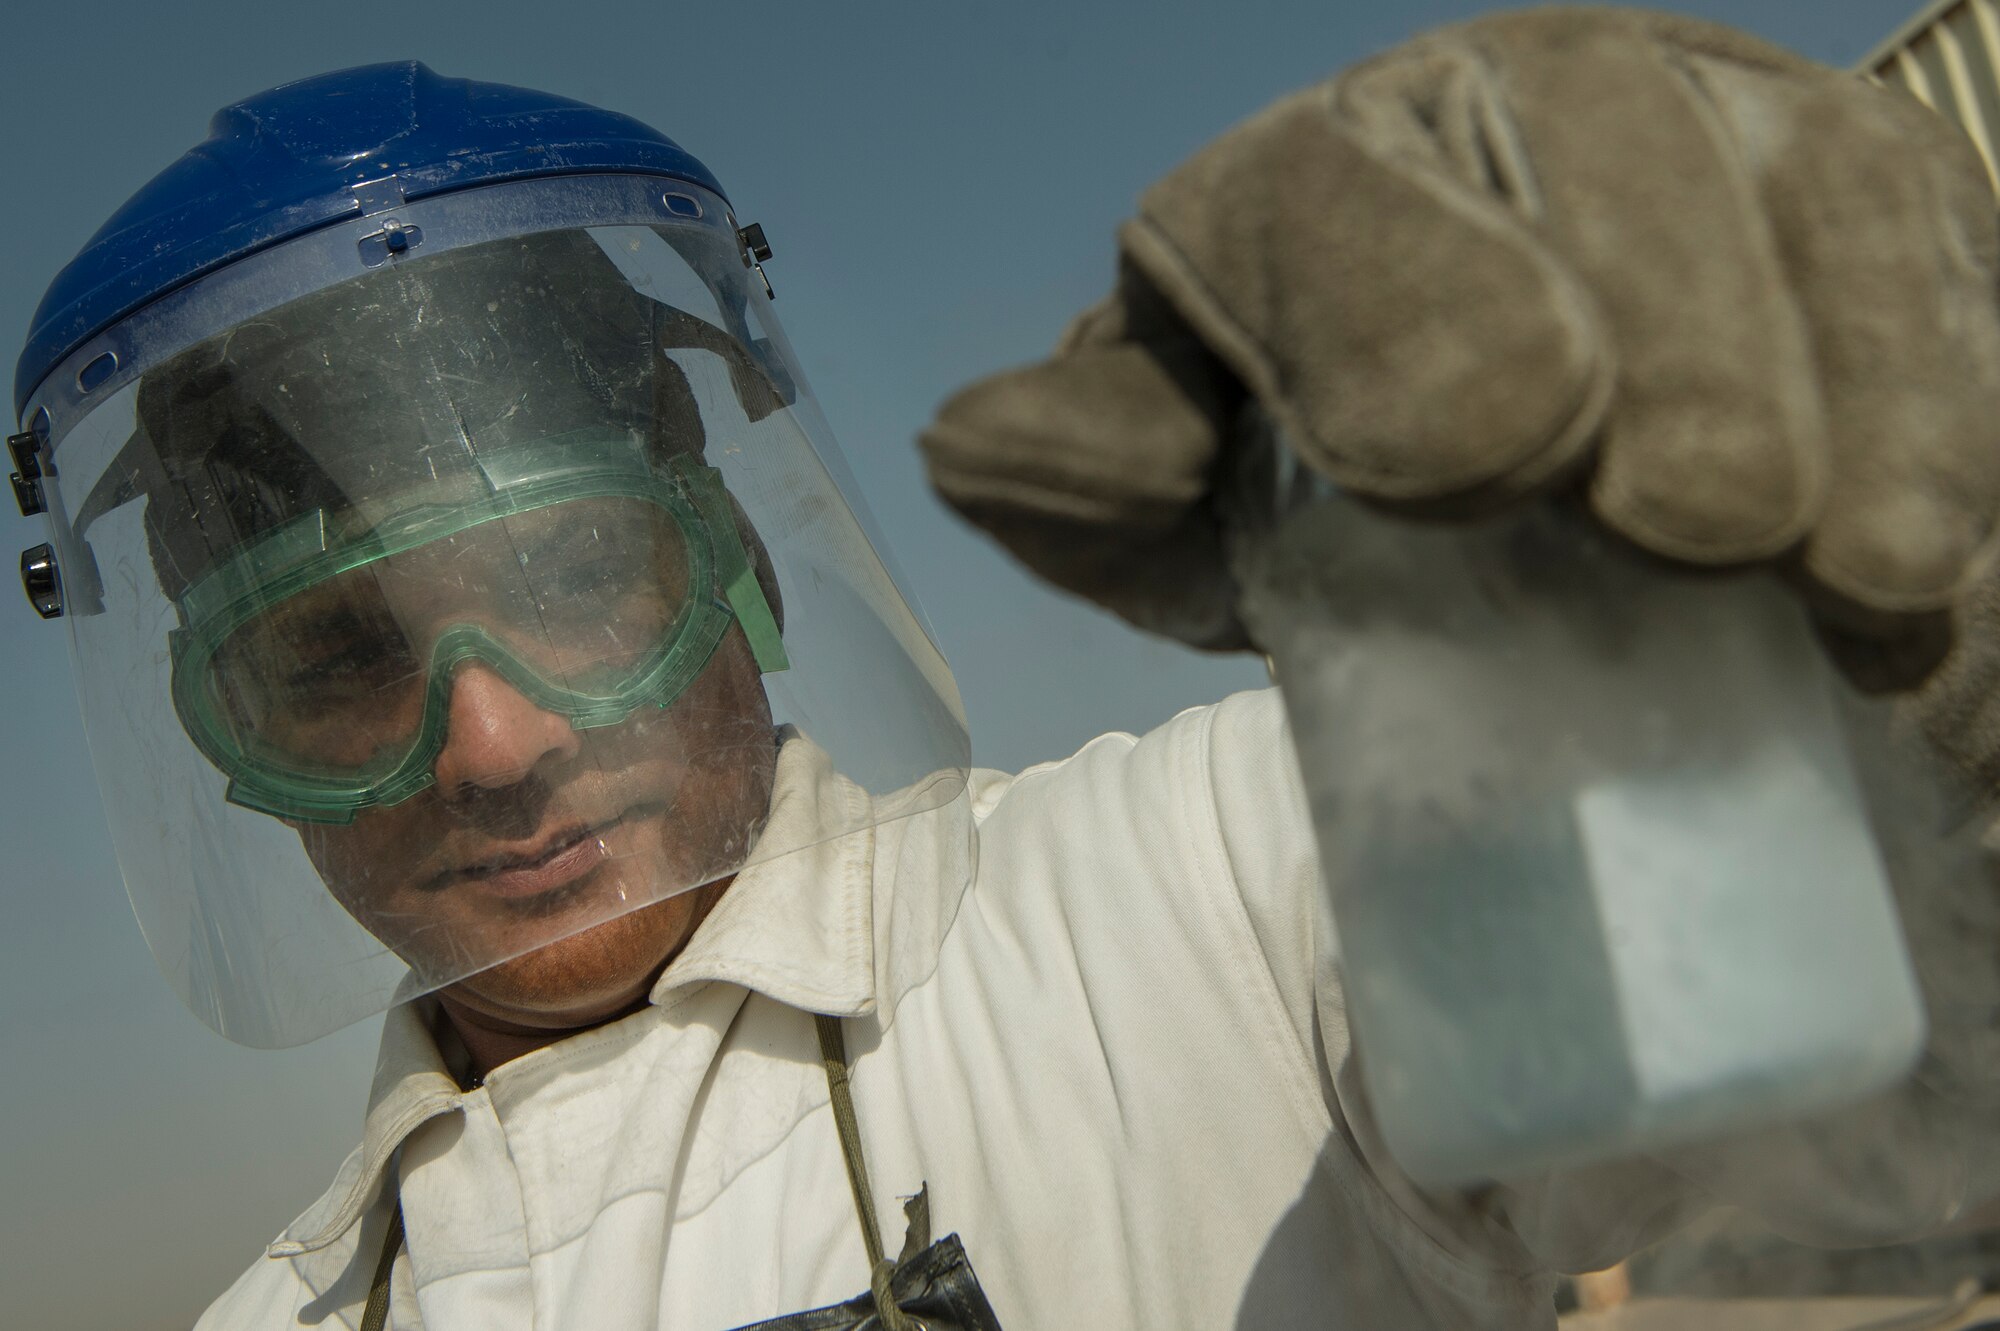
{"left": 437, "top": 881, "right": 726, "bottom": 1034}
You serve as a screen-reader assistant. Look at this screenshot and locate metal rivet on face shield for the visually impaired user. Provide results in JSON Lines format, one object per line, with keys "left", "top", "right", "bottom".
{"left": 358, "top": 220, "right": 426, "bottom": 267}
{"left": 20, "top": 543, "right": 61, "bottom": 619}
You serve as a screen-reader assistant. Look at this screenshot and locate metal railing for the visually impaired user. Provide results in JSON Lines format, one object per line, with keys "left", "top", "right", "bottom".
{"left": 1861, "top": 0, "right": 2000, "bottom": 194}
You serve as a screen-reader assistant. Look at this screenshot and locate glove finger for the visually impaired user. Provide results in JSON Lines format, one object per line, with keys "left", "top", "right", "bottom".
{"left": 1125, "top": 54, "right": 1612, "bottom": 508}
{"left": 1909, "top": 566, "right": 2000, "bottom": 805}
{"left": 1693, "top": 56, "right": 2000, "bottom": 622}
{"left": 1453, "top": 16, "right": 1830, "bottom": 566}
{"left": 919, "top": 266, "right": 1252, "bottom": 649}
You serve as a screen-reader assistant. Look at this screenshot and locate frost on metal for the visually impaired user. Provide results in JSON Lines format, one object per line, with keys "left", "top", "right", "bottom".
{"left": 1863, "top": 0, "right": 2000, "bottom": 195}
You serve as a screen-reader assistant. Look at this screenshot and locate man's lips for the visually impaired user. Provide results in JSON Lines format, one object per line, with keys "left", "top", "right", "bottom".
{"left": 426, "top": 807, "right": 655, "bottom": 900}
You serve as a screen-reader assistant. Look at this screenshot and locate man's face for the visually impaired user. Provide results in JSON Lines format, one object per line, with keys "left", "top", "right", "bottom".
{"left": 258, "top": 499, "right": 778, "bottom": 1027}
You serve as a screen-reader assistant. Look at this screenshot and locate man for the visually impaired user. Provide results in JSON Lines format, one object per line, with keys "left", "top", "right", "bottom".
{"left": 12, "top": 8, "right": 2000, "bottom": 1328}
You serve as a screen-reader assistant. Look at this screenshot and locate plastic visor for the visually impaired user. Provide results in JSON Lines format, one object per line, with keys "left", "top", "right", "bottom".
{"left": 25, "top": 176, "right": 971, "bottom": 1047}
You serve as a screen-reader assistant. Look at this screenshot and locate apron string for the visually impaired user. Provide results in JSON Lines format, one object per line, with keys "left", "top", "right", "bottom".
{"left": 814, "top": 1012, "right": 921, "bottom": 1331}
{"left": 359, "top": 1201, "right": 405, "bottom": 1331}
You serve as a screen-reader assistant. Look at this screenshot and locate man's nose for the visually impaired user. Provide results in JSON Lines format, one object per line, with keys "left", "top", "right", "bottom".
{"left": 431, "top": 661, "right": 584, "bottom": 797}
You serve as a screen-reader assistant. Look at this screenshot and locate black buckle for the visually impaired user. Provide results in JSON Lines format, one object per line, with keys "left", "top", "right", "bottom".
{"left": 8, "top": 430, "right": 44, "bottom": 517}
{"left": 734, "top": 222, "right": 776, "bottom": 300}
{"left": 737, "top": 222, "right": 773, "bottom": 263}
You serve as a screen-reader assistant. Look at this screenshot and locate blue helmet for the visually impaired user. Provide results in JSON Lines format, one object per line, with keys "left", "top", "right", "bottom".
{"left": 17, "top": 61, "right": 728, "bottom": 417}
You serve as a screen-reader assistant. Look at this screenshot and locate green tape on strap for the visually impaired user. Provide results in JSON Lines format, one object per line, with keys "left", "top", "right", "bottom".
{"left": 677, "top": 461, "right": 789, "bottom": 674}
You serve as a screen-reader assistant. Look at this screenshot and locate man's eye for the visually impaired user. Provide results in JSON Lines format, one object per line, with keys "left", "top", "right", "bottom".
{"left": 284, "top": 640, "right": 414, "bottom": 697}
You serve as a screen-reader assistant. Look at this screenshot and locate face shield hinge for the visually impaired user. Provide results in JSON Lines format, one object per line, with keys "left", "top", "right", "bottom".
{"left": 735, "top": 221, "right": 776, "bottom": 301}
{"left": 9, "top": 431, "right": 46, "bottom": 516}
{"left": 738, "top": 223, "right": 773, "bottom": 264}
{"left": 358, "top": 219, "right": 427, "bottom": 268}
{"left": 20, "top": 543, "right": 60, "bottom": 618}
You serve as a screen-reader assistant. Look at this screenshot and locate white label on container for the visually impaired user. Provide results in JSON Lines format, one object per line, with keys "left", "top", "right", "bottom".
{"left": 1575, "top": 726, "right": 1906, "bottom": 1110}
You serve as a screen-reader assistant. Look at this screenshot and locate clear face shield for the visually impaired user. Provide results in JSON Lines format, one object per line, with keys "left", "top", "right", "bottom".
{"left": 26, "top": 176, "right": 970, "bottom": 1046}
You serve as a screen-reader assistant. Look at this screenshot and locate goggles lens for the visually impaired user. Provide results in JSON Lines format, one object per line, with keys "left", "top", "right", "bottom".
{"left": 168, "top": 457, "right": 764, "bottom": 822}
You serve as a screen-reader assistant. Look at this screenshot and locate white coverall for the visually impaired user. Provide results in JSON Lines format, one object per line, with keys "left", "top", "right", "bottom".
{"left": 191, "top": 689, "right": 1983, "bottom": 1330}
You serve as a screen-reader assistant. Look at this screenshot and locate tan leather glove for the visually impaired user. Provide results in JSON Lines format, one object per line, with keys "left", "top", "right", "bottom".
{"left": 1887, "top": 571, "right": 2000, "bottom": 1103}
{"left": 920, "top": 7, "right": 2000, "bottom": 662}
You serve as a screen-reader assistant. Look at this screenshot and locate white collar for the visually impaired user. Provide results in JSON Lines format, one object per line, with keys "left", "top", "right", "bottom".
{"left": 645, "top": 733, "right": 878, "bottom": 1019}
{"left": 269, "top": 733, "right": 972, "bottom": 1258}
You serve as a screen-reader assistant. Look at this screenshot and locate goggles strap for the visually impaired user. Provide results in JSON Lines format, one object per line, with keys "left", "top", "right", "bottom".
{"left": 678, "top": 461, "right": 789, "bottom": 674}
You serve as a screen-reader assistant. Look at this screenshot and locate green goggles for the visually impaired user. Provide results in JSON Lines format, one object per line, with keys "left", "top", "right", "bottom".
{"left": 167, "top": 442, "right": 787, "bottom": 824}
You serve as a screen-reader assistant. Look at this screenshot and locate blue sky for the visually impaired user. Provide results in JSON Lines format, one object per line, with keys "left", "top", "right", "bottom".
{"left": 0, "top": 2, "right": 1930, "bottom": 1325}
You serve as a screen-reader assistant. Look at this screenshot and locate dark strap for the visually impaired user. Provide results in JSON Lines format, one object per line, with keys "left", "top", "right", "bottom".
{"left": 359, "top": 1201, "right": 406, "bottom": 1331}
{"left": 813, "top": 1013, "right": 920, "bottom": 1331}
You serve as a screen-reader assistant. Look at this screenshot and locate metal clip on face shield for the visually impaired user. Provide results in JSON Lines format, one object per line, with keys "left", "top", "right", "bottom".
{"left": 167, "top": 446, "right": 788, "bottom": 825}
{"left": 13, "top": 417, "right": 71, "bottom": 619}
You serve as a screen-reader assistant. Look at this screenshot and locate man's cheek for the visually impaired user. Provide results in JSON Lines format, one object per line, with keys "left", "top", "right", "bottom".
{"left": 294, "top": 816, "right": 408, "bottom": 904}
